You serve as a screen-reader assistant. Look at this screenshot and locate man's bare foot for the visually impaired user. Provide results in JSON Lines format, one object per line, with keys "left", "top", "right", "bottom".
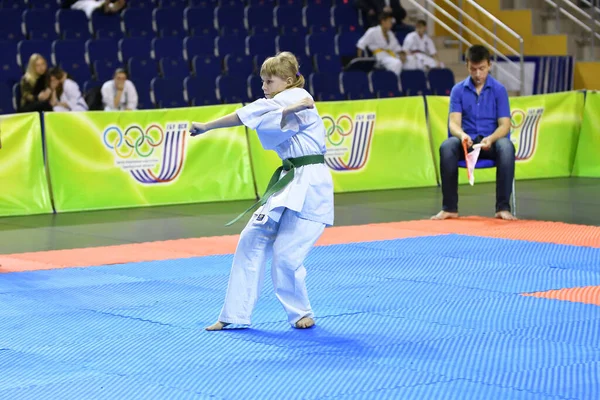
{"left": 295, "top": 317, "right": 315, "bottom": 329}
{"left": 495, "top": 211, "right": 517, "bottom": 220}
{"left": 205, "top": 321, "right": 231, "bottom": 331}
{"left": 431, "top": 210, "right": 459, "bottom": 220}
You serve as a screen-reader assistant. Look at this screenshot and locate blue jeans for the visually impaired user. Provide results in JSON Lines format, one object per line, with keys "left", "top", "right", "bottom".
{"left": 439, "top": 136, "right": 515, "bottom": 213}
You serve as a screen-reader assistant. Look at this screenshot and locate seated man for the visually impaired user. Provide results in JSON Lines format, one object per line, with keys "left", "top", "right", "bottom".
{"left": 432, "top": 45, "right": 516, "bottom": 221}
{"left": 356, "top": 12, "right": 419, "bottom": 76}
{"left": 101, "top": 68, "right": 138, "bottom": 111}
{"left": 402, "top": 20, "right": 444, "bottom": 70}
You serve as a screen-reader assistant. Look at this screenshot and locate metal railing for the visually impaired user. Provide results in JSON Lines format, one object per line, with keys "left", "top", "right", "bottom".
{"left": 408, "top": 0, "right": 525, "bottom": 94}
{"left": 545, "top": 0, "right": 600, "bottom": 59}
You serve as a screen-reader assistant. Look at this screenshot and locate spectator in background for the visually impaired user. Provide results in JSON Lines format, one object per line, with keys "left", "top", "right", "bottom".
{"left": 19, "top": 54, "right": 53, "bottom": 113}
{"left": 355, "top": 0, "right": 407, "bottom": 30}
{"left": 402, "top": 20, "right": 444, "bottom": 70}
{"left": 357, "top": 12, "right": 419, "bottom": 76}
{"left": 66, "top": 0, "right": 126, "bottom": 19}
{"left": 48, "top": 67, "right": 88, "bottom": 112}
{"left": 101, "top": 68, "right": 138, "bottom": 111}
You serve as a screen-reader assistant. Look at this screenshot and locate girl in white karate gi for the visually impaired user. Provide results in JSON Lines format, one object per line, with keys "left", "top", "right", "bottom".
{"left": 189, "top": 52, "right": 334, "bottom": 331}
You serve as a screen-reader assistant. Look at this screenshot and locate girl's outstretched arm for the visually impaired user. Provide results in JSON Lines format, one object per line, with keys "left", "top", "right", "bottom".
{"left": 190, "top": 112, "right": 243, "bottom": 136}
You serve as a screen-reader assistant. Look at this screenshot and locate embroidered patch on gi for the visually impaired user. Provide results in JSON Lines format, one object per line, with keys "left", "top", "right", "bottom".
{"left": 256, "top": 214, "right": 265, "bottom": 221}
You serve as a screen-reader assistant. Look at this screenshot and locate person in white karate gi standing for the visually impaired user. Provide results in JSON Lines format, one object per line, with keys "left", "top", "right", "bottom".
{"left": 189, "top": 52, "right": 334, "bottom": 331}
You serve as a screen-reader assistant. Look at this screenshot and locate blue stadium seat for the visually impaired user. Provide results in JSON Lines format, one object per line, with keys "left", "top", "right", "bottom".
{"left": 134, "top": 80, "right": 153, "bottom": 109}
{"left": 275, "top": 35, "right": 305, "bottom": 56}
{"left": 159, "top": 57, "right": 189, "bottom": 79}
{"left": 281, "top": 24, "right": 308, "bottom": 36}
{"left": 0, "top": 9, "right": 24, "bottom": 41}
{"left": 29, "top": 29, "right": 58, "bottom": 41}
{"left": 0, "top": 82, "right": 15, "bottom": 114}
{"left": 91, "top": 14, "right": 122, "bottom": 40}
{"left": 216, "top": 74, "right": 250, "bottom": 103}
{"left": 302, "top": 4, "right": 329, "bottom": 28}
{"left": 214, "top": 5, "right": 244, "bottom": 30}
{"left": 17, "top": 39, "right": 51, "bottom": 67}
{"left": 52, "top": 39, "right": 85, "bottom": 65}
{"left": 245, "top": 5, "right": 271, "bottom": 29}
{"left": 0, "top": 55, "right": 20, "bottom": 86}
{"left": 119, "top": 37, "right": 152, "bottom": 63}
{"left": 274, "top": 4, "right": 302, "bottom": 28}
{"left": 56, "top": 9, "right": 90, "bottom": 40}
{"left": 28, "top": 0, "right": 59, "bottom": 9}
{"left": 128, "top": 57, "right": 157, "bottom": 86}
{"left": 157, "top": 0, "right": 186, "bottom": 10}
{"left": 306, "top": 32, "right": 335, "bottom": 56}
{"left": 400, "top": 69, "right": 430, "bottom": 96}
{"left": 93, "top": 59, "right": 120, "bottom": 82}
{"left": 331, "top": 4, "right": 360, "bottom": 29}
{"left": 11, "top": 81, "right": 20, "bottom": 111}
{"left": 220, "top": 26, "right": 247, "bottom": 37}
{"left": 0, "top": 0, "right": 27, "bottom": 10}
{"left": 309, "top": 72, "right": 342, "bottom": 101}
{"left": 428, "top": 68, "right": 455, "bottom": 96}
{"left": 215, "top": 34, "right": 245, "bottom": 57}
{"left": 184, "top": 36, "right": 215, "bottom": 61}
{"left": 247, "top": 74, "right": 263, "bottom": 101}
{"left": 86, "top": 38, "right": 119, "bottom": 64}
{"left": 122, "top": 8, "right": 153, "bottom": 38}
{"left": 224, "top": 54, "right": 253, "bottom": 77}
{"left": 314, "top": 54, "right": 342, "bottom": 74}
{"left": 0, "top": 41, "right": 17, "bottom": 68}
{"left": 191, "top": 54, "right": 222, "bottom": 81}
{"left": 246, "top": 34, "right": 276, "bottom": 57}
{"left": 153, "top": 7, "right": 185, "bottom": 38}
{"left": 151, "top": 77, "right": 187, "bottom": 108}
{"left": 184, "top": 75, "right": 219, "bottom": 106}
{"left": 335, "top": 32, "right": 362, "bottom": 57}
{"left": 83, "top": 79, "right": 102, "bottom": 94}
{"left": 340, "top": 71, "right": 373, "bottom": 99}
{"left": 151, "top": 36, "right": 183, "bottom": 60}
{"left": 252, "top": 25, "right": 277, "bottom": 35}
{"left": 369, "top": 70, "right": 400, "bottom": 95}
{"left": 22, "top": 9, "right": 55, "bottom": 39}
{"left": 127, "top": 0, "right": 153, "bottom": 8}
{"left": 190, "top": 26, "right": 219, "bottom": 37}
{"left": 184, "top": 6, "right": 214, "bottom": 35}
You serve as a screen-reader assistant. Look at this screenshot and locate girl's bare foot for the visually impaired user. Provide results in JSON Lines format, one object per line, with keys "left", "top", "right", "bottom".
{"left": 295, "top": 317, "right": 315, "bottom": 329}
{"left": 205, "top": 321, "right": 230, "bottom": 331}
{"left": 431, "top": 210, "right": 459, "bottom": 220}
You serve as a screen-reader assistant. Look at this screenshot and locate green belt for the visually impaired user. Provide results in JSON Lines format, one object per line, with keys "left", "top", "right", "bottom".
{"left": 226, "top": 154, "right": 325, "bottom": 226}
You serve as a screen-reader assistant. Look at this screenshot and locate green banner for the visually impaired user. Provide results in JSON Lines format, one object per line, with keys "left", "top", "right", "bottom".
{"left": 572, "top": 91, "right": 600, "bottom": 177}
{"left": 45, "top": 106, "right": 256, "bottom": 212}
{"left": 428, "top": 91, "right": 585, "bottom": 184}
{"left": 248, "top": 97, "right": 437, "bottom": 194}
{"left": 0, "top": 112, "right": 53, "bottom": 216}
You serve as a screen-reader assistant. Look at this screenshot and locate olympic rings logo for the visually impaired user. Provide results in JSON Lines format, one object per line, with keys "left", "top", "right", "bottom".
{"left": 510, "top": 110, "right": 526, "bottom": 130}
{"left": 103, "top": 124, "right": 164, "bottom": 158}
{"left": 322, "top": 115, "right": 353, "bottom": 146}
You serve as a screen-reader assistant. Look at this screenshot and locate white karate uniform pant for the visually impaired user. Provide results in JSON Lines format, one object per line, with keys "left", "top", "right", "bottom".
{"left": 376, "top": 53, "right": 423, "bottom": 76}
{"left": 414, "top": 53, "right": 444, "bottom": 69}
{"left": 71, "top": 0, "right": 105, "bottom": 18}
{"left": 218, "top": 208, "right": 325, "bottom": 326}
{"left": 376, "top": 53, "right": 403, "bottom": 76}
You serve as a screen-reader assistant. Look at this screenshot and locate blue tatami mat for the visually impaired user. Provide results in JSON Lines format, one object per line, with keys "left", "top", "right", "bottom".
{"left": 1, "top": 234, "right": 600, "bottom": 399}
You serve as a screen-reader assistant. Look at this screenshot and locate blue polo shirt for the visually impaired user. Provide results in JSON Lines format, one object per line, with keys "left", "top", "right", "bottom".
{"left": 449, "top": 75, "right": 511, "bottom": 139}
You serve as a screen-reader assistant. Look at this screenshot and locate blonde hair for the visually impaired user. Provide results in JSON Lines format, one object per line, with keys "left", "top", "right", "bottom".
{"left": 24, "top": 53, "right": 47, "bottom": 85}
{"left": 260, "top": 52, "right": 305, "bottom": 96}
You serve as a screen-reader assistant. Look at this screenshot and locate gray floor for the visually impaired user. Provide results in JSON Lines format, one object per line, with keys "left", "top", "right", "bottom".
{"left": 0, "top": 177, "right": 598, "bottom": 254}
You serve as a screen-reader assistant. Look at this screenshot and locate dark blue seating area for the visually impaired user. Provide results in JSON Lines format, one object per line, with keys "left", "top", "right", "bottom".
{"left": 0, "top": 0, "right": 451, "bottom": 114}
